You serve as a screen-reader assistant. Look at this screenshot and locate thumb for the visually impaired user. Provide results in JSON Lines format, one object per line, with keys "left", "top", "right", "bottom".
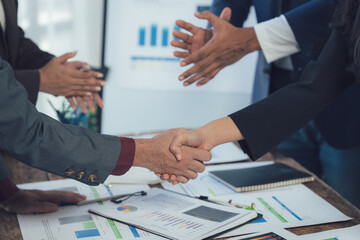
{"left": 219, "top": 7, "right": 231, "bottom": 22}
{"left": 169, "top": 135, "right": 185, "bottom": 161}
{"left": 195, "top": 10, "right": 219, "bottom": 27}
{"left": 55, "top": 51, "right": 78, "bottom": 64}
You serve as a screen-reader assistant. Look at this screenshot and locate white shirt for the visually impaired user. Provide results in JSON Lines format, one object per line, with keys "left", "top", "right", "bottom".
{"left": 0, "top": 1, "right": 5, "bottom": 31}
{"left": 253, "top": 15, "right": 300, "bottom": 70}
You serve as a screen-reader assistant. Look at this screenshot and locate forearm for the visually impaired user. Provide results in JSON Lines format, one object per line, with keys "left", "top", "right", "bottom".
{"left": 229, "top": 30, "right": 352, "bottom": 160}
{"left": 197, "top": 117, "right": 243, "bottom": 147}
{"left": 14, "top": 69, "right": 41, "bottom": 104}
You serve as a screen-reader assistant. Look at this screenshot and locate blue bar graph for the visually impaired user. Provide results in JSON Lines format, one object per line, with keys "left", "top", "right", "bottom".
{"left": 151, "top": 24, "right": 157, "bottom": 46}
{"left": 128, "top": 226, "right": 140, "bottom": 238}
{"left": 162, "top": 28, "right": 169, "bottom": 46}
{"left": 75, "top": 229, "right": 100, "bottom": 238}
{"left": 139, "top": 27, "right": 145, "bottom": 46}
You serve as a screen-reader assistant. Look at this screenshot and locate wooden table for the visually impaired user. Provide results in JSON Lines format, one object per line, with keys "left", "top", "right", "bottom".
{"left": 1, "top": 152, "right": 359, "bottom": 239}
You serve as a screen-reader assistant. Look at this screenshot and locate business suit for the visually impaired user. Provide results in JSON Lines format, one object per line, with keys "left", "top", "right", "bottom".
{"left": 0, "top": 59, "right": 120, "bottom": 185}
{"left": 210, "top": 0, "right": 360, "bottom": 205}
{"left": 229, "top": 28, "right": 360, "bottom": 207}
{"left": 0, "top": 0, "right": 54, "bottom": 104}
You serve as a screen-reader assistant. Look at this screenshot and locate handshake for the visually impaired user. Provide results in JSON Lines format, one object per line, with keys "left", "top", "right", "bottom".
{"left": 132, "top": 128, "right": 216, "bottom": 185}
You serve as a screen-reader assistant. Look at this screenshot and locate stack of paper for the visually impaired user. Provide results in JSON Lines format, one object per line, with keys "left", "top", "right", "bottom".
{"left": 17, "top": 179, "right": 157, "bottom": 240}
{"left": 89, "top": 188, "right": 258, "bottom": 240}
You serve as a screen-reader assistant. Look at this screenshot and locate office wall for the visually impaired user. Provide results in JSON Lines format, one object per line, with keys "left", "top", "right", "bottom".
{"left": 102, "top": 0, "right": 258, "bottom": 135}
{"left": 18, "top": 0, "right": 104, "bottom": 119}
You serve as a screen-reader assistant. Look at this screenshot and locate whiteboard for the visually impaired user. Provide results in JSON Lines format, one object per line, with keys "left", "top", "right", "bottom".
{"left": 102, "top": 0, "right": 258, "bottom": 135}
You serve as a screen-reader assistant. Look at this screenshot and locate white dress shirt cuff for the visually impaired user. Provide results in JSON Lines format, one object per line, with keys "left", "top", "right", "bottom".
{"left": 253, "top": 15, "right": 300, "bottom": 63}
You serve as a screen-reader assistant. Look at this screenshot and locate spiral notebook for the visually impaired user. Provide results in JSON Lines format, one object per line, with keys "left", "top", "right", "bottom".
{"left": 209, "top": 163, "right": 314, "bottom": 192}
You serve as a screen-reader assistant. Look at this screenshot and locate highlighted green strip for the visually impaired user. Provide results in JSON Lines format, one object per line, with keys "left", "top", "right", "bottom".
{"left": 257, "top": 197, "right": 287, "bottom": 223}
{"left": 90, "top": 186, "right": 103, "bottom": 205}
{"left": 208, "top": 188, "right": 216, "bottom": 197}
{"left": 323, "top": 238, "right": 339, "bottom": 240}
{"left": 82, "top": 221, "right": 96, "bottom": 229}
{"left": 107, "top": 219, "right": 123, "bottom": 239}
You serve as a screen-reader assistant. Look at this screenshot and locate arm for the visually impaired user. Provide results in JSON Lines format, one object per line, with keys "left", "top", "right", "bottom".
{"left": 0, "top": 59, "right": 210, "bottom": 185}
{"left": 173, "top": 0, "right": 337, "bottom": 86}
{"left": 170, "top": 29, "right": 353, "bottom": 163}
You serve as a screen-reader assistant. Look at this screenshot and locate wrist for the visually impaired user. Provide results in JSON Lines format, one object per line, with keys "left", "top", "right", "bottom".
{"left": 133, "top": 139, "right": 151, "bottom": 169}
{"left": 200, "top": 117, "right": 243, "bottom": 147}
{"left": 38, "top": 68, "right": 48, "bottom": 92}
{"left": 237, "top": 27, "right": 261, "bottom": 54}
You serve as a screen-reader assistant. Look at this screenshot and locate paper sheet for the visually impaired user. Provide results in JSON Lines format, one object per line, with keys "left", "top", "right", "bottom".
{"left": 226, "top": 227, "right": 298, "bottom": 240}
{"left": 17, "top": 179, "right": 157, "bottom": 240}
{"left": 89, "top": 188, "right": 257, "bottom": 240}
{"left": 218, "top": 184, "right": 351, "bottom": 237}
{"left": 162, "top": 161, "right": 274, "bottom": 197}
{"left": 105, "top": 167, "right": 162, "bottom": 185}
{"left": 300, "top": 224, "right": 360, "bottom": 240}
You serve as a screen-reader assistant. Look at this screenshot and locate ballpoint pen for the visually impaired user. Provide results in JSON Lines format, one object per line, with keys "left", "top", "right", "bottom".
{"left": 77, "top": 191, "right": 147, "bottom": 206}
{"left": 196, "top": 195, "right": 256, "bottom": 210}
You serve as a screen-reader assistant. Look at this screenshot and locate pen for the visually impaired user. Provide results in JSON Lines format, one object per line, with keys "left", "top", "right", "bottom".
{"left": 196, "top": 195, "right": 256, "bottom": 210}
{"left": 77, "top": 193, "right": 130, "bottom": 206}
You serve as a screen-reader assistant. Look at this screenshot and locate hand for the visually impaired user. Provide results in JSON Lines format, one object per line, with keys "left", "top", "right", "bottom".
{"left": 63, "top": 60, "right": 104, "bottom": 114}
{"left": 159, "top": 117, "right": 243, "bottom": 184}
{"left": 175, "top": 9, "right": 260, "bottom": 87}
{"left": 172, "top": 7, "right": 231, "bottom": 59}
{"left": 0, "top": 189, "right": 86, "bottom": 214}
{"left": 132, "top": 129, "right": 212, "bottom": 183}
{"left": 39, "top": 51, "right": 105, "bottom": 113}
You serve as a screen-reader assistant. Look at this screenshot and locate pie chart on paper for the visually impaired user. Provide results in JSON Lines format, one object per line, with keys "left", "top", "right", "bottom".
{"left": 117, "top": 205, "right": 138, "bottom": 213}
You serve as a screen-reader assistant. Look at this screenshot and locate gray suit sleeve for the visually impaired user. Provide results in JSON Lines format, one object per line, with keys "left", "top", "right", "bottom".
{"left": 0, "top": 59, "right": 121, "bottom": 185}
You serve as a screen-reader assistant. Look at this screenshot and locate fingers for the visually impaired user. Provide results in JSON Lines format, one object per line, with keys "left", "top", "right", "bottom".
{"left": 55, "top": 51, "right": 77, "bottom": 64}
{"left": 175, "top": 19, "right": 198, "bottom": 34}
{"left": 183, "top": 61, "right": 219, "bottom": 86}
{"left": 176, "top": 176, "right": 189, "bottom": 184}
{"left": 68, "top": 68, "right": 104, "bottom": 80}
{"left": 23, "top": 202, "right": 59, "bottom": 214}
{"left": 172, "top": 30, "right": 193, "bottom": 44}
{"left": 37, "top": 190, "right": 86, "bottom": 203}
{"left": 66, "top": 61, "right": 90, "bottom": 71}
{"left": 67, "top": 97, "right": 77, "bottom": 110}
{"left": 169, "top": 135, "right": 185, "bottom": 161}
{"left": 195, "top": 11, "right": 219, "bottom": 27}
{"left": 75, "top": 96, "right": 88, "bottom": 114}
{"left": 189, "top": 147, "right": 212, "bottom": 162}
{"left": 219, "top": 7, "right": 232, "bottom": 22}
{"left": 82, "top": 96, "right": 96, "bottom": 113}
{"left": 173, "top": 51, "right": 189, "bottom": 58}
{"left": 196, "top": 68, "right": 222, "bottom": 86}
{"left": 92, "top": 93, "right": 104, "bottom": 109}
{"left": 180, "top": 43, "right": 212, "bottom": 68}
{"left": 171, "top": 39, "right": 190, "bottom": 51}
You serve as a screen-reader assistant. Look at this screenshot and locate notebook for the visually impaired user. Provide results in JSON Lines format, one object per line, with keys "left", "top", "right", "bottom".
{"left": 209, "top": 163, "right": 315, "bottom": 192}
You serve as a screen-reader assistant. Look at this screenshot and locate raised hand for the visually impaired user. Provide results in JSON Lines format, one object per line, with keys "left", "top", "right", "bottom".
{"left": 172, "top": 7, "right": 231, "bottom": 59}
{"left": 0, "top": 189, "right": 86, "bottom": 214}
{"left": 39, "top": 51, "right": 105, "bottom": 113}
{"left": 175, "top": 9, "right": 260, "bottom": 87}
{"left": 132, "top": 129, "right": 212, "bottom": 183}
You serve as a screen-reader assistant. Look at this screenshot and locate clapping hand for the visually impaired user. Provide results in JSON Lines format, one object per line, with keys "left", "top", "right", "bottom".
{"left": 39, "top": 51, "right": 105, "bottom": 114}
{"left": 172, "top": 8, "right": 260, "bottom": 87}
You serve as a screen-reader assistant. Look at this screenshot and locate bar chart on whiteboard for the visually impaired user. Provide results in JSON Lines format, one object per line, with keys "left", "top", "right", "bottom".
{"left": 105, "top": 0, "right": 257, "bottom": 92}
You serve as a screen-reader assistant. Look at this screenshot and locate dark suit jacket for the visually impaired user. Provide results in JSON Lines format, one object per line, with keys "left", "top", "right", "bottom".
{"left": 229, "top": 29, "right": 355, "bottom": 160}
{"left": 0, "top": 0, "right": 54, "bottom": 104}
{"left": 212, "top": 0, "right": 360, "bottom": 149}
